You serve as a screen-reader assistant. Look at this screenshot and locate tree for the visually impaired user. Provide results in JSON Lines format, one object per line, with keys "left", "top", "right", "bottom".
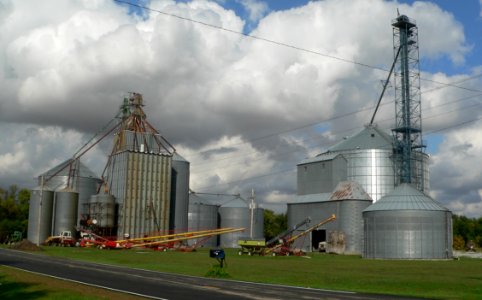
{"left": 263, "top": 210, "right": 287, "bottom": 241}
{"left": 452, "top": 214, "right": 482, "bottom": 249}
{"left": 0, "top": 185, "right": 31, "bottom": 243}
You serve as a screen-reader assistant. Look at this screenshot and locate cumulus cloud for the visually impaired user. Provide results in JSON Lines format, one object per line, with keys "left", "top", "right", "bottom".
{"left": 0, "top": 0, "right": 479, "bottom": 215}
{"left": 237, "top": 0, "right": 268, "bottom": 23}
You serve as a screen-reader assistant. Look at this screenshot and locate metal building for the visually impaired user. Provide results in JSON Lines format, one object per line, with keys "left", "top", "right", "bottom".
{"left": 52, "top": 188, "right": 79, "bottom": 236}
{"left": 27, "top": 186, "right": 54, "bottom": 245}
{"left": 219, "top": 197, "right": 264, "bottom": 248}
{"left": 188, "top": 192, "right": 220, "bottom": 247}
{"left": 38, "top": 159, "right": 101, "bottom": 224}
{"left": 170, "top": 153, "right": 190, "bottom": 233}
{"left": 363, "top": 183, "right": 452, "bottom": 259}
{"left": 297, "top": 153, "right": 347, "bottom": 195}
{"left": 288, "top": 181, "right": 372, "bottom": 254}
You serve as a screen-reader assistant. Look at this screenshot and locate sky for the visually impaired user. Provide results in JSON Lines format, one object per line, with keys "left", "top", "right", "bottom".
{"left": 1, "top": 0, "right": 481, "bottom": 217}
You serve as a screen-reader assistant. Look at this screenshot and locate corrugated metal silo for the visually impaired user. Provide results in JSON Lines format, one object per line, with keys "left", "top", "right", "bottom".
{"left": 363, "top": 183, "right": 452, "bottom": 259}
{"left": 52, "top": 188, "right": 79, "bottom": 236}
{"left": 188, "top": 193, "right": 219, "bottom": 247}
{"left": 27, "top": 186, "right": 54, "bottom": 245}
{"left": 93, "top": 193, "right": 116, "bottom": 228}
{"left": 170, "top": 153, "right": 190, "bottom": 233}
{"left": 219, "top": 198, "right": 263, "bottom": 248}
{"left": 39, "top": 159, "right": 101, "bottom": 224}
{"left": 108, "top": 151, "right": 172, "bottom": 238}
{"left": 325, "top": 125, "right": 396, "bottom": 202}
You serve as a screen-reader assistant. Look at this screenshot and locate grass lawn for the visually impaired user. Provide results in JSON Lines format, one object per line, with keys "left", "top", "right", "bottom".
{"left": 0, "top": 265, "right": 146, "bottom": 300}
{"left": 31, "top": 247, "right": 482, "bottom": 300}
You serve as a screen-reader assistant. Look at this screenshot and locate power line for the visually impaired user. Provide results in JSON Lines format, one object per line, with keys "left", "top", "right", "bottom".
{"left": 113, "top": 0, "right": 482, "bottom": 94}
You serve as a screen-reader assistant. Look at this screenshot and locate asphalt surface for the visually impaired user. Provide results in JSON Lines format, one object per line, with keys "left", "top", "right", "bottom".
{"left": 0, "top": 248, "right": 422, "bottom": 300}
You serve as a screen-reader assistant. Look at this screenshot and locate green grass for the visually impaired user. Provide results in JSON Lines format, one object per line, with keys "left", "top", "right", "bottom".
{"left": 0, "top": 265, "right": 145, "bottom": 300}
{"left": 36, "top": 247, "right": 482, "bottom": 300}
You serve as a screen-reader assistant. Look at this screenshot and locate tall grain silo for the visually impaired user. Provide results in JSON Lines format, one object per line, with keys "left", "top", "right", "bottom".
{"left": 27, "top": 186, "right": 54, "bottom": 245}
{"left": 52, "top": 188, "right": 79, "bottom": 236}
{"left": 170, "top": 153, "right": 190, "bottom": 233}
{"left": 219, "top": 197, "right": 264, "bottom": 248}
{"left": 104, "top": 93, "right": 175, "bottom": 238}
{"left": 38, "top": 159, "right": 101, "bottom": 224}
{"left": 188, "top": 192, "right": 220, "bottom": 247}
{"left": 363, "top": 184, "right": 452, "bottom": 259}
{"left": 323, "top": 124, "right": 397, "bottom": 202}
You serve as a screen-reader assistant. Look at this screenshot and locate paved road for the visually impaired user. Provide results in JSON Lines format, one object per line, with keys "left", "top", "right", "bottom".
{"left": 0, "top": 248, "right": 420, "bottom": 300}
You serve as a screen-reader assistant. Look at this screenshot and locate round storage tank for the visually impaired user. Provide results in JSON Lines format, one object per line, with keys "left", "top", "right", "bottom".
{"left": 27, "top": 186, "right": 54, "bottom": 245}
{"left": 53, "top": 188, "right": 79, "bottom": 236}
{"left": 39, "top": 159, "right": 101, "bottom": 224}
{"left": 188, "top": 193, "right": 219, "bottom": 247}
{"left": 94, "top": 193, "right": 116, "bottom": 228}
{"left": 325, "top": 125, "right": 396, "bottom": 202}
{"left": 171, "top": 153, "right": 190, "bottom": 232}
{"left": 363, "top": 183, "right": 452, "bottom": 259}
{"left": 219, "top": 198, "right": 264, "bottom": 248}
{"left": 88, "top": 194, "right": 98, "bottom": 217}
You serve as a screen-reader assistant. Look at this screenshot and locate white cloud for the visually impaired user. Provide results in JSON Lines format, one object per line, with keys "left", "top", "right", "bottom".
{"left": 430, "top": 121, "right": 482, "bottom": 218}
{"left": 0, "top": 0, "right": 478, "bottom": 215}
{"left": 237, "top": 0, "right": 268, "bottom": 23}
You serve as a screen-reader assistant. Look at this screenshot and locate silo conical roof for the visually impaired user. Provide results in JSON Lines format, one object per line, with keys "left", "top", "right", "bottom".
{"left": 327, "top": 125, "right": 393, "bottom": 152}
{"left": 329, "top": 181, "right": 373, "bottom": 201}
{"left": 221, "top": 197, "right": 248, "bottom": 208}
{"left": 363, "top": 183, "right": 448, "bottom": 212}
{"left": 173, "top": 152, "right": 189, "bottom": 163}
{"left": 39, "top": 159, "right": 100, "bottom": 179}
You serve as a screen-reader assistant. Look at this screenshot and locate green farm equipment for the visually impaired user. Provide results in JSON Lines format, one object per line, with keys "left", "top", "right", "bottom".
{"left": 237, "top": 239, "right": 266, "bottom": 256}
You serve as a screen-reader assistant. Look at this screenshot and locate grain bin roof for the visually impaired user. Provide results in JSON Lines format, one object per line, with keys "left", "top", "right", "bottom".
{"left": 39, "top": 159, "right": 99, "bottom": 179}
{"left": 298, "top": 153, "right": 345, "bottom": 165}
{"left": 327, "top": 125, "right": 393, "bottom": 152}
{"left": 363, "top": 183, "right": 449, "bottom": 212}
{"left": 329, "top": 181, "right": 373, "bottom": 201}
{"left": 288, "top": 193, "right": 332, "bottom": 204}
{"left": 173, "top": 152, "right": 189, "bottom": 162}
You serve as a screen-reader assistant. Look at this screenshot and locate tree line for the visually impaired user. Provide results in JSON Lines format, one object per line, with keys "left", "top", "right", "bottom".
{"left": 452, "top": 214, "right": 482, "bottom": 250}
{"left": 0, "top": 185, "right": 30, "bottom": 243}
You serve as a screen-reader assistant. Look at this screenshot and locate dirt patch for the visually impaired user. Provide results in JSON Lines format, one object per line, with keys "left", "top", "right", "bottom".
{"left": 9, "top": 239, "right": 43, "bottom": 252}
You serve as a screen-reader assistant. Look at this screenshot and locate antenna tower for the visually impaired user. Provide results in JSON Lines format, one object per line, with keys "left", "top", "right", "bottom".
{"left": 391, "top": 15, "right": 425, "bottom": 187}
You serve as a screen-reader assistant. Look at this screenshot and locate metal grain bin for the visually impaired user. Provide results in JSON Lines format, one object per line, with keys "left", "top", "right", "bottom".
{"left": 27, "top": 186, "right": 54, "bottom": 245}
{"left": 52, "top": 188, "right": 79, "bottom": 236}
{"left": 93, "top": 193, "right": 116, "bottom": 228}
{"left": 170, "top": 153, "right": 190, "bottom": 233}
{"left": 188, "top": 193, "right": 219, "bottom": 247}
{"left": 38, "top": 159, "right": 101, "bottom": 223}
{"left": 363, "top": 183, "right": 452, "bottom": 259}
{"left": 219, "top": 198, "right": 263, "bottom": 248}
{"left": 107, "top": 151, "right": 172, "bottom": 238}
{"left": 325, "top": 125, "right": 396, "bottom": 202}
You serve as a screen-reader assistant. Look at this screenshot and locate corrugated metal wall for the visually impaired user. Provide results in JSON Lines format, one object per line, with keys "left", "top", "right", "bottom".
{"left": 52, "top": 189, "right": 79, "bottom": 236}
{"left": 363, "top": 210, "right": 453, "bottom": 259}
{"left": 287, "top": 200, "right": 370, "bottom": 254}
{"left": 27, "top": 187, "right": 54, "bottom": 245}
{"left": 170, "top": 157, "right": 190, "bottom": 232}
{"left": 187, "top": 202, "right": 219, "bottom": 247}
{"left": 297, "top": 156, "right": 347, "bottom": 195}
{"left": 108, "top": 151, "right": 172, "bottom": 238}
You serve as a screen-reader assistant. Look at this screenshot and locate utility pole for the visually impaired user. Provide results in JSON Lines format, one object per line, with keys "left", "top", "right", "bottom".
{"left": 249, "top": 189, "right": 256, "bottom": 239}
